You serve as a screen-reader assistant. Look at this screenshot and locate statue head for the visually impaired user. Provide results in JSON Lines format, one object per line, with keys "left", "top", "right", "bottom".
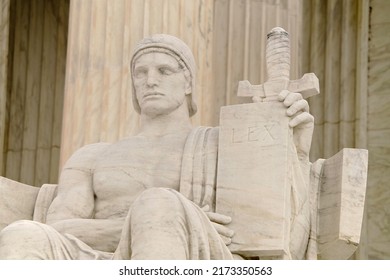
{"left": 130, "top": 34, "right": 197, "bottom": 117}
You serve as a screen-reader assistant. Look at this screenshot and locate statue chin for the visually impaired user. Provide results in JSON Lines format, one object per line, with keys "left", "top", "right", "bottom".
{"left": 140, "top": 100, "right": 185, "bottom": 118}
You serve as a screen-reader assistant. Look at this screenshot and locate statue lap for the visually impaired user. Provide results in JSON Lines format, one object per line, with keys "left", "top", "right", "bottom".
{"left": 0, "top": 188, "right": 232, "bottom": 260}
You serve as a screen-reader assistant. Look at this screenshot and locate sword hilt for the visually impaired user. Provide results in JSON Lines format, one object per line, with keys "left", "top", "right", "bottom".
{"left": 237, "top": 27, "right": 319, "bottom": 102}
{"left": 266, "top": 27, "right": 290, "bottom": 83}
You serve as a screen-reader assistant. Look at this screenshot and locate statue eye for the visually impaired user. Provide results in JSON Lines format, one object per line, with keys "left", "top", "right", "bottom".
{"left": 159, "top": 67, "right": 174, "bottom": 75}
{"left": 134, "top": 68, "right": 147, "bottom": 78}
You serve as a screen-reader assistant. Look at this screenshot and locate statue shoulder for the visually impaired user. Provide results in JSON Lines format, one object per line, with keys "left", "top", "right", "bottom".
{"left": 62, "top": 142, "right": 111, "bottom": 171}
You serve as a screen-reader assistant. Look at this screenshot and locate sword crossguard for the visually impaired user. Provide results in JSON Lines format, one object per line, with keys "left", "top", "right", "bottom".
{"left": 238, "top": 27, "right": 319, "bottom": 102}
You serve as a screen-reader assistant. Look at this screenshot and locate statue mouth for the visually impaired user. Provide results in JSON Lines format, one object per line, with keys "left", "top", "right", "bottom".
{"left": 143, "top": 92, "right": 164, "bottom": 100}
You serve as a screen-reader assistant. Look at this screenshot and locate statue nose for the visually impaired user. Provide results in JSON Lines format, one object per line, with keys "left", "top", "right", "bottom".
{"left": 146, "top": 69, "right": 159, "bottom": 86}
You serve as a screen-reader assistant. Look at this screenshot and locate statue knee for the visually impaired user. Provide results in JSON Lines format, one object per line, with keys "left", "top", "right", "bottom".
{"left": 131, "top": 188, "right": 183, "bottom": 222}
{"left": 0, "top": 220, "right": 40, "bottom": 242}
{"left": 133, "top": 188, "right": 181, "bottom": 211}
{"left": 0, "top": 221, "right": 51, "bottom": 259}
{"left": 128, "top": 188, "right": 189, "bottom": 259}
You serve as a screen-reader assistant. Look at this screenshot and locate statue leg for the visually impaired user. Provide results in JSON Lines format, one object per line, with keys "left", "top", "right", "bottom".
{"left": 129, "top": 188, "right": 189, "bottom": 259}
{"left": 0, "top": 220, "right": 111, "bottom": 259}
{"left": 114, "top": 188, "right": 233, "bottom": 260}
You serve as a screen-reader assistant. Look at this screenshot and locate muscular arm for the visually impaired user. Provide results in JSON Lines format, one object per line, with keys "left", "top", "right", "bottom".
{"left": 46, "top": 143, "right": 123, "bottom": 252}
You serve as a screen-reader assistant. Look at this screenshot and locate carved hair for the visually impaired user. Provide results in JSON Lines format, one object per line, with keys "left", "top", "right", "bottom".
{"left": 130, "top": 34, "right": 197, "bottom": 116}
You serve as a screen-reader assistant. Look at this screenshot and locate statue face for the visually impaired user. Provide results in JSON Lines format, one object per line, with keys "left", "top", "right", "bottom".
{"left": 133, "top": 52, "right": 191, "bottom": 117}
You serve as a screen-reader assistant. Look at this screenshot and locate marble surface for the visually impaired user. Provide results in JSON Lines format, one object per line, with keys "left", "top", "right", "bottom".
{"left": 216, "top": 102, "right": 292, "bottom": 258}
{"left": 316, "top": 149, "right": 368, "bottom": 259}
{"left": 367, "top": 0, "right": 390, "bottom": 260}
{"left": 0, "top": 176, "right": 39, "bottom": 231}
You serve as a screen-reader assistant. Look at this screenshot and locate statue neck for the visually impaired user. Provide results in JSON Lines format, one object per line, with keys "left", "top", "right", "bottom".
{"left": 139, "top": 103, "right": 192, "bottom": 137}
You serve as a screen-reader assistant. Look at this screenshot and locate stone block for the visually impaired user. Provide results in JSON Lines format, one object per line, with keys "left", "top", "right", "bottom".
{"left": 317, "top": 148, "right": 368, "bottom": 259}
{"left": 216, "top": 102, "right": 293, "bottom": 258}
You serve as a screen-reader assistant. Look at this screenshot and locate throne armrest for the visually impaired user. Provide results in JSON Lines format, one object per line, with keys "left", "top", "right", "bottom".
{"left": 33, "top": 184, "right": 58, "bottom": 223}
{"left": 0, "top": 176, "right": 39, "bottom": 231}
{"left": 308, "top": 148, "right": 368, "bottom": 259}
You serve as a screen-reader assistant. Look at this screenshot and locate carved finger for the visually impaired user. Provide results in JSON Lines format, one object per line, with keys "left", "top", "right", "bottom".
{"left": 283, "top": 91, "right": 303, "bottom": 107}
{"left": 278, "top": 90, "right": 290, "bottom": 102}
{"left": 212, "top": 222, "right": 234, "bottom": 238}
{"left": 289, "top": 112, "right": 314, "bottom": 128}
{"left": 206, "top": 212, "right": 232, "bottom": 225}
{"left": 220, "top": 235, "right": 232, "bottom": 246}
{"left": 287, "top": 99, "right": 309, "bottom": 116}
{"left": 201, "top": 205, "right": 210, "bottom": 212}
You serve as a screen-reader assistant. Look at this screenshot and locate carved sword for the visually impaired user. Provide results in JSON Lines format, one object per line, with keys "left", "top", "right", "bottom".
{"left": 237, "top": 27, "right": 320, "bottom": 102}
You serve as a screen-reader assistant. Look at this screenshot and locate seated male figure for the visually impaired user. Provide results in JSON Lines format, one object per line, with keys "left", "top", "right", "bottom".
{"left": 0, "top": 34, "right": 313, "bottom": 260}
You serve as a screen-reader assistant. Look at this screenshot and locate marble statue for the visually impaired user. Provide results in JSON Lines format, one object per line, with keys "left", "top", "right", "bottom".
{"left": 0, "top": 30, "right": 367, "bottom": 260}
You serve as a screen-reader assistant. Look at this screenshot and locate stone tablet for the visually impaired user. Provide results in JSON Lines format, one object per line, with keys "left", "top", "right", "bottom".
{"left": 216, "top": 101, "right": 293, "bottom": 258}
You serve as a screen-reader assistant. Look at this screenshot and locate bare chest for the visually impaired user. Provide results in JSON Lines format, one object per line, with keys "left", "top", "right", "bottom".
{"left": 92, "top": 136, "right": 186, "bottom": 218}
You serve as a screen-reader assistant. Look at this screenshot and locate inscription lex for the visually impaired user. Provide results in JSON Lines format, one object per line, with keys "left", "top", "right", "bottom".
{"left": 231, "top": 122, "right": 280, "bottom": 145}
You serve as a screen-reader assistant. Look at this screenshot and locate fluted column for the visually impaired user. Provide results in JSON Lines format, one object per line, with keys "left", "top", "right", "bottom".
{"left": 302, "top": 0, "right": 368, "bottom": 160}
{"left": 366, "top": 0, "right": 390, "bottom": 260}
{"left": 2, "top": 0, "right": 69, "bottom": 187}
{"left": 0, "top": 0, "right": 10, "bottom": 175}
{"left": 302, "top": 0, "right": 390, "bottom": 260}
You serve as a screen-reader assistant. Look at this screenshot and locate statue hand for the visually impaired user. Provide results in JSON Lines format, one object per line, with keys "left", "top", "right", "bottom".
{"left": 278, "top": 90, "right": 314, "bottom": 161}
{"left": 202, "top": 205, "right": 234, "bottom": 245}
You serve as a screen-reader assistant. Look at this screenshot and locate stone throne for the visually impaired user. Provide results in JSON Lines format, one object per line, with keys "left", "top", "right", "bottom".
{"left": 0, "top": 27, "right": 368, "bottom": 260}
